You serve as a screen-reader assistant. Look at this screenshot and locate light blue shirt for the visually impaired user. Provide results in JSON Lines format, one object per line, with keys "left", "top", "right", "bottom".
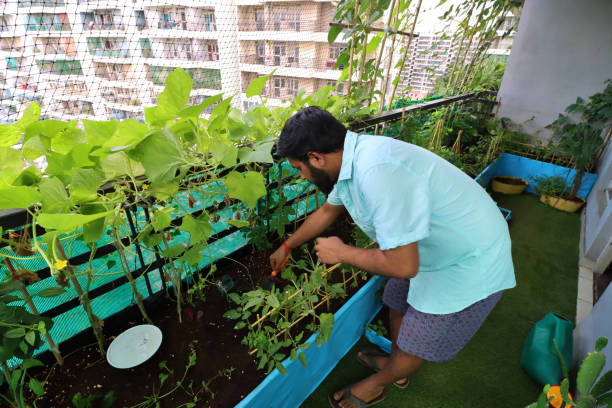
{"left": 327, "top": 131, "right": 516, "bottom": 314}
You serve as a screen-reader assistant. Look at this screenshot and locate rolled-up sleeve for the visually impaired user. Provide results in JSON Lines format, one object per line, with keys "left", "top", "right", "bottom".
{"left": 360, "top": 163, "right": 430, "bottom": 250}
{"left": 326, "top": 183, "right": 343, "bottom": 206}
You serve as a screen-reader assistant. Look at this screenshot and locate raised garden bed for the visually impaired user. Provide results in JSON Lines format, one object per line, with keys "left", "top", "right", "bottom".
{"left": 25, "top": 214, "right": 376, "bottom": 408}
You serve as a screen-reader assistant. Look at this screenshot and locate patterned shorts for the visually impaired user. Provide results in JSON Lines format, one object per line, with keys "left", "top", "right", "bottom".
{"left": 382, "top": 278, "right": 503, "bottom": 362}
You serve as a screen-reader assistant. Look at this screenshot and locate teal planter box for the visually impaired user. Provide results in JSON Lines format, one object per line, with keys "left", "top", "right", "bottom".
{"left": 235, "top": 276, "right": 385, "bottom": 408}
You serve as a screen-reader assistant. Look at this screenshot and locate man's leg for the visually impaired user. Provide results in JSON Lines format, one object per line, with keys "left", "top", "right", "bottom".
{"left": 332, "top": 349, "right": 424, "bottom": 408}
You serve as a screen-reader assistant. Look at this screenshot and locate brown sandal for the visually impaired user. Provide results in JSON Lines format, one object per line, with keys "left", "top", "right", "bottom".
{"left": 356, "top": 347, "right": 410, "bottom": 389}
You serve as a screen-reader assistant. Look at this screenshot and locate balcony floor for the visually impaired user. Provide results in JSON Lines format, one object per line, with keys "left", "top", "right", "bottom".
{"left": 303, "top": 193, "right": 581, "bottom": 408}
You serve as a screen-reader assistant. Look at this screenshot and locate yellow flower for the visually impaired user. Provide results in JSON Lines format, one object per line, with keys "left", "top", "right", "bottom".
{"left": 55, "top": 259, "right": 67, "bottom": 270}
{"left": 141, "top": 184, "right": 149, "bottom": 191}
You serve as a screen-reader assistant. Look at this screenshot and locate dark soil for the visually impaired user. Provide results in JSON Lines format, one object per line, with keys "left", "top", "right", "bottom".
{"left": 30, "top": 214, "right": 364, "bottom": 408}
{"left": 494, "top": 176, "right": 527, "bottom": 185}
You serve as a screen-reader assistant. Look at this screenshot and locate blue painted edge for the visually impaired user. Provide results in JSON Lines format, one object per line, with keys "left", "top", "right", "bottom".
{"left": 235, "top": 275, "right": 385, "bottom": 408}
{"left": 494, "top": 153, "right": 598, "bottom": 199}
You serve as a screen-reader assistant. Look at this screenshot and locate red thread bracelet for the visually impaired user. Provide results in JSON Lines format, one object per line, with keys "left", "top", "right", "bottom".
{"left": 283, "top": 241, "right": 293, "bottom": 252}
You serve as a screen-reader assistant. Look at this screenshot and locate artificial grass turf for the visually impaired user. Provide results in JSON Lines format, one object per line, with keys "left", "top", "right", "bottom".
{"left": 302, "top": 193, "right": 581, "bottom": 408}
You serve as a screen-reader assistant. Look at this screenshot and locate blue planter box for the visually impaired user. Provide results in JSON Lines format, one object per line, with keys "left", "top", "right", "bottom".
{"left": 476, "top": 153, "right": 598, "bottom": 199}
{"left": 235, "top": 276, "right": 385, "bottom": 408}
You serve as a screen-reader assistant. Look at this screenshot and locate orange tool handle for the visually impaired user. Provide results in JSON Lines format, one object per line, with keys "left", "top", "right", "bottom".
{"left": 271, "top": 255, "right": 290, "bottom": 277}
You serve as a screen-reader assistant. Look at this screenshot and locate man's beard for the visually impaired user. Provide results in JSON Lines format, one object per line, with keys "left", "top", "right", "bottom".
{"left": 305, "top": 162, "right": 336, "bottom": 195}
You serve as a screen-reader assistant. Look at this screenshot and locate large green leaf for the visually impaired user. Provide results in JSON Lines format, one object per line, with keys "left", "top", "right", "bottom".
{"left": 69, "top": 168, "right": 105, "bottom": 203}
{"left": 45, "top": 151, "right": 75, "bottom": 182}
{"left": 38, "top": 211, "right": 113, "bottom": 232}
{"left": 0, "top": 124, "right": 24, "bottom": 147}
{"left": 12, "top": 166, "right": 41, "bottom": 187}
{"left": 224, "top": 171, "right": 266, "bottom": 209}
{"left": 103, "top": 119, "right": 149, "bottom": 149}
{"left": 208, "top": 140, "right": 238, "bottom": 167}
{"left": 81, "top": 203, "right": 107, "bottom": 243}
{"left": 151, "top": 210, "right": 171, "bottom": 232}
{"left": 71, "top": 143, "right": 95, "bottom": 168}
{"left": 178, "top": 243, "right": 206, "bottom": 265}
{"left": 238, "top": 141, "right": 274, "bottom": 164}
{"left": 180, "top": 214, "right": 212, "bottom": 243}
{"left": 246, "top": 71, "right": 275, "bottom": 98}
{"left": 82, "top": 120, "right": 119, "bottom": 146}
{"left": 22, "top": 135, "right": 49, "bottom": 160}
{"left": 51, "top": 127, "right": 86, "bottom": 155}
{"left": 319, "top": 313, "right": 334, "bottom": 343}
{"left": 0, "top": 186, "right": 42, "bottom": 210}
{"left": 157, "top": 67, "right": 192, "bottom": 113}
{"left": 328, "top": 24, "right": 343, "bottom": 44}
{"left": 39, "top": 177, "right": 69, "bottom": 213}
{"left": 130, "top": 131, "right": 184, "bottom": 185}
{"left": 577, "top": 351, "right": 606, "bottom": 394}
{"left": 0, "top": 146, "right": 25, "bottom": 185}
{"left": 24, "top": 119, "right": 65, "bottom": 143}
{"left": 15, "top": 102, "right": 41, "bottom": 130}
{"left": 178, "top": 94, "right": 223, "bottom": 118}
{"left": 100, "top": 152, "right": 132, "bottom": 179}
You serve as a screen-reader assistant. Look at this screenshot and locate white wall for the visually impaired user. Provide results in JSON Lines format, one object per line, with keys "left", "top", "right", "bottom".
{"left": 584, "top": 141, "right": 612, "bottom": 269}
{"left": 574, "top": 281, "right": 612, "bottom": 384}
{"left": 496, "top": 0, "right": 612, "bottom": 140}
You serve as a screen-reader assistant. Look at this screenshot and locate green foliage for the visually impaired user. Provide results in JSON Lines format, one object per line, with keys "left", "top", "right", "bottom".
{"left": 531, "top": 176, "right": 569, "bottom": 198}
{"left": 72, "top": 390, "right": 115, "bottom": 408}
{"left": 224, "top": 250, "right": 354, "bottom": 375}
{"left": 527, "top": 337, "right": 611, "bottom": 408}
{"left": 547, "top": 80, "right": 612, "bottom": 199}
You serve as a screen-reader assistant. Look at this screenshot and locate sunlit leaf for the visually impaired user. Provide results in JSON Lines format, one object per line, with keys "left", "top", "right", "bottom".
{"left": 224, "top": 171, "right": 266, "bottom": 209}
{"left": 246, "top": 71, "right": 276, "bottom": 99}
{"left": 0, "top": 186, "right": 41, "bottom": 210}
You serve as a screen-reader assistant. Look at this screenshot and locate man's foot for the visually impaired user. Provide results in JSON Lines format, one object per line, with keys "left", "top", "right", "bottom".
{"left": 329, "top": 381, "right": 386, "bottom": 408}
{"left": 356, "top": 348, "right": 410, "bottom": 388}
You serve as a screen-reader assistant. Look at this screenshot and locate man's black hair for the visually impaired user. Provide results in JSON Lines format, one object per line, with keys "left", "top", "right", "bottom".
{"left": 276, "top": 106, "right": 347, "bottom": 162}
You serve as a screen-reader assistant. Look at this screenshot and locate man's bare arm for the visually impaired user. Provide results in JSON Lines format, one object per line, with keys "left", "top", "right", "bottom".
{"left": 315, "top": 237, "right": 419, "bottom": 279}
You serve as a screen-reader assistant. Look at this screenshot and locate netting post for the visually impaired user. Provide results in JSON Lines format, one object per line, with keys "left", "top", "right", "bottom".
{"left": 142, "top": 206, "right": 168, "bottom": 292}
{"left": 124, "top": 205, "right": 153, "bottom": 297}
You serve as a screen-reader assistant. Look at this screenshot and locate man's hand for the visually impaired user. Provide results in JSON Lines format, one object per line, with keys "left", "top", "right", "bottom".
{"left": 270, "top": 243, "right": 291, "bottom": 272}
{"left": 314, "top": 236, "right": 346, "bottom": 264}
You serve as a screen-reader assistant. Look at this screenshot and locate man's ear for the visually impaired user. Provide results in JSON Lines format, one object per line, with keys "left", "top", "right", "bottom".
{"left": 307, "top": 152, "right": 326, "bottom": 169}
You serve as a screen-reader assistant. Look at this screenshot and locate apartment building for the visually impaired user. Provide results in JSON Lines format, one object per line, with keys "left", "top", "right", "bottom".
{"left": 0, "top": 0, "right": 350, "bottom": 123}
{"left": 400, "top": 14, "right": 517, "bottom": 100}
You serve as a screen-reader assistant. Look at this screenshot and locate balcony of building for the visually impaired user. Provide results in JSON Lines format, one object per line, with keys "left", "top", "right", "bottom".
{"left": 92, "top": 61, "right": 136, "bottom": 82}
{"left": 81, "top": 10, "right": 125, "bottom": 31}
{"left": 141, "top": 6, "right": 217, "bottom": 34}
{"left": 26, "top": 13, "right": 71, "bottom": 32}
{"left": 33, "top": 37, "right": 77, "bottom": 57}
{"left": 4, "top": 56, "right": 27, "bottom": 72}
{"left": 56, "top": 99, "right": 95, "bottom": 116}
{"left": 87, "top": 37, "right": 130, "bottom": 58}
{"left": 238, "top": 3, "right": 334, "bottom": 33}
{"left": 18, "top": 0, "right": 65, "bottom": 6}
{"left": 100, "top": 86, "right": 142, "bottom": 106}
{"left": 240, "top": 40, "right": 346, "bottom": 79}
{"left": 0, "top": 38, "right": 28, "bottom": 59}
{"left": 148, "top": 65, "right": 221, "bottom": 90}
{"left": 36, "top": 59, "right": 83, "bottom": 76}
{"left": 142, "top": 38, "right": 219, "bottom": 62}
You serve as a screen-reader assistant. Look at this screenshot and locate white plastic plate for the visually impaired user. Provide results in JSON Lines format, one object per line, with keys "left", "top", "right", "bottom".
{"left": 106, "top": 324, "right": 162, "bottom": 369}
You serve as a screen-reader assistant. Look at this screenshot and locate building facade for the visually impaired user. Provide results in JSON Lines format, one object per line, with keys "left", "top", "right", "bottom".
{"left": 0, "top": 0, "right": 347, "bottom": 123}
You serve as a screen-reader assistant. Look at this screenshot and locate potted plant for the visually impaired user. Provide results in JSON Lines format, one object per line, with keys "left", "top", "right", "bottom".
{"left": 541, "top": 80, "right": 612, "bottom": 211}
{"left": 526, "top": 337, "right": 612, "bottom": 408}
{"left": 492, "top": 175, "right": 529, "bottom": 195}
{"left": 530, "top": 175, "right": 582, "bottom": 213}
